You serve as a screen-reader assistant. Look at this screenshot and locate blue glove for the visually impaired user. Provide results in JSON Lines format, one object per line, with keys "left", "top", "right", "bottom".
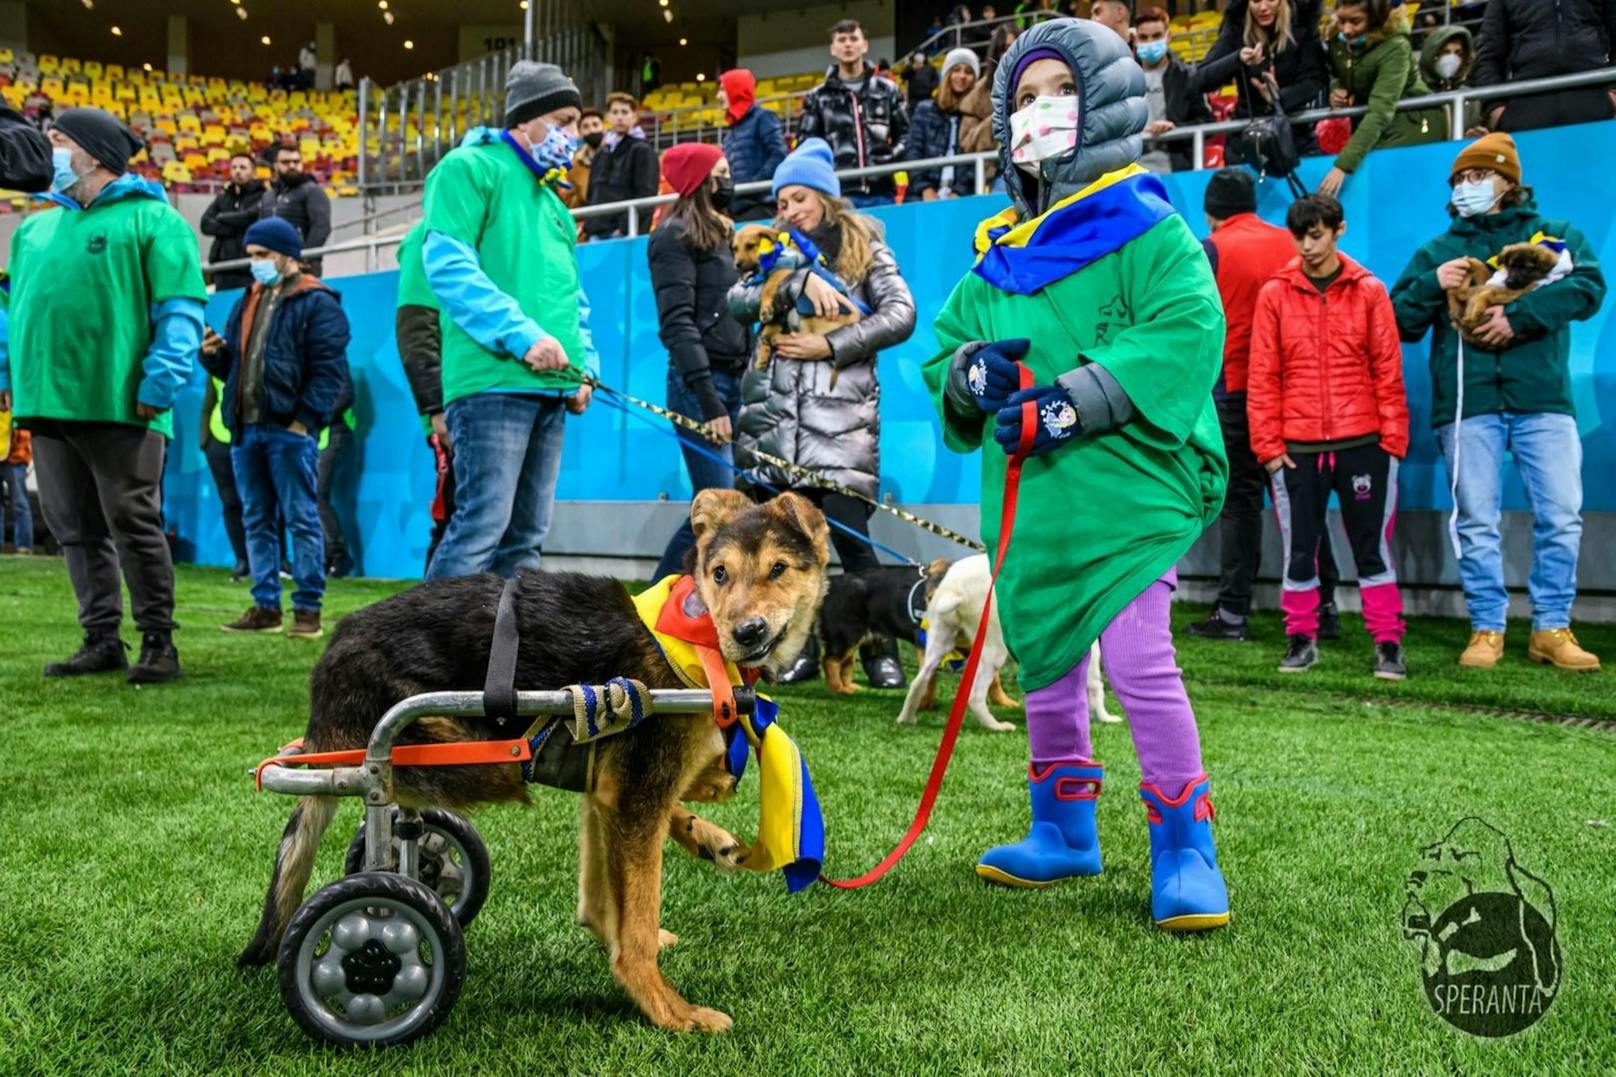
{"left": 993, "top": 384, "right": 1081, "bottom": 457}
{"left": 965, "top": 338, "right": 1030, "bottom": 412}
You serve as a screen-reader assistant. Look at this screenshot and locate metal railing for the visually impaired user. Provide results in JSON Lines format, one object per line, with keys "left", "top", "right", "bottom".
{"left": 203, "top": 67, "right": 1616, "bottom": 275}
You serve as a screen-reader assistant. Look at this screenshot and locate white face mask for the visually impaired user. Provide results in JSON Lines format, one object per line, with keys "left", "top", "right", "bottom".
{"left": 1435, "top": 53, "right": 1463, "bottom": 80}
{"left": 1009, "top": 94, "right": 1080, "bottom": 174}
{"left": 1451, "top": 178, "right": 1501, "bottom": 218}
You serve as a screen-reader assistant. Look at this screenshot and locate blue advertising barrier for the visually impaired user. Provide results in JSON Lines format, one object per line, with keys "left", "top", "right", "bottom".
{"left": 165, "top": 121, "right": 1615, "bottom": 579}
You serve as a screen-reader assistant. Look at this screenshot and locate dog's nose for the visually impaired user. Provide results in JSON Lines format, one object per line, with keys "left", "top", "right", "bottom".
{"left": 732, "top": 618, "right": 768, "bottom": 648}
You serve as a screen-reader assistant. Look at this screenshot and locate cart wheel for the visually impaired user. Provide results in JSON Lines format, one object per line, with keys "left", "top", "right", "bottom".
{"left": 345, "top": 808, "right": 491, "bottom": 928}
{"left": 277, "top": 871, "right": 465, "bottom": 1048}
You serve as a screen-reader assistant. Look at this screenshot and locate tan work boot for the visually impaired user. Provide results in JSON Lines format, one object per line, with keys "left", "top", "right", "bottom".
{"left": 222, "top": 606, "right": 283, "bottom": 633}
{"left": 288, "top": 609, "right": 324, "bottom": 640}
{"left": 1527, "top": 628, "right": 1600, "bottom": 672}
{"left": 1458, "top": 630, "right": 1504, "bottom": 669}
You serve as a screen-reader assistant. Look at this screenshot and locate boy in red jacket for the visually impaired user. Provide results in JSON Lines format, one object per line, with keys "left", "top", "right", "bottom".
{"left": 1248, "top": 194, "right": 1411, "bottom": 679}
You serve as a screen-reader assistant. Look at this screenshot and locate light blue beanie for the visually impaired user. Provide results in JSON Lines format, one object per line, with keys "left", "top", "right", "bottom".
{"left": 771, "top": 137, "right": 840, "bottom": 200}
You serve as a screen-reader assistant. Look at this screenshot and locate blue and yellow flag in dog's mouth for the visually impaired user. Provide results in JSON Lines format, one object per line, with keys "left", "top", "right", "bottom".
{"left": 632, "top": 575, "right": 825, "bottom": 892}
{"left": 972, "top": 164, "right": 1175, "bottom": 296}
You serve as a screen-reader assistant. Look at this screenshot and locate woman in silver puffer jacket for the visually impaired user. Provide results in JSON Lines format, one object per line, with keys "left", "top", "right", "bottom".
{"left": 727, "top": 137, "right": 917, "bottom": 574}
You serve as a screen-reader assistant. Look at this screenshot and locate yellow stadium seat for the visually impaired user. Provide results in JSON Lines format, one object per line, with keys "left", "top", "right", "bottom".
{"left": 0, "top": 49, "right": 12, "bottom": 64}
{"left": 105, "top": 63, "right": 123, "bottom": 80}
{"left": 59, "top": 57, "right": 80, "bottom": 75}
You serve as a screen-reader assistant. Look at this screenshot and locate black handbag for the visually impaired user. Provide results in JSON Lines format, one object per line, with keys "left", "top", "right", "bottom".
{"left": 1240, "top": 70, "right": 1309, "bottom": 199}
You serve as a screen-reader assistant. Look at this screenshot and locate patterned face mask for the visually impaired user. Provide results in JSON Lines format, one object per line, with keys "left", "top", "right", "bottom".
{"left": 530, "top": 122, "right": 578, "bottom": 173}
{"left": 1010, "top": 95, "right": 1080, "bottom": 174}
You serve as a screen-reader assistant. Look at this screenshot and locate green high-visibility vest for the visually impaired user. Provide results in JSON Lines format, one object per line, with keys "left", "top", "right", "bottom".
{"left": 318, "top": 406, "right": 355, "bottom": 450}
{"left": 208, "top": 377, "right": 231, "bottom": 445}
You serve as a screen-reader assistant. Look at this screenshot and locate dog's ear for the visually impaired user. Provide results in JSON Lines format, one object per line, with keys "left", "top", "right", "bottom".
{"left": 690, "top": 489, "right": 753, "bottom": 545}
{"left": 768, "top": 491, "right": 831, "bottom": 566}
{"left": 926, "top": 556, "right": 952, "bottom": 583}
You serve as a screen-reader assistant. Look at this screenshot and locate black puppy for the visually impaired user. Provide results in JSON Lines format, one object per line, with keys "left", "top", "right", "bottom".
{"left": 818, "top": 560, "right": 948, "bottom": 694}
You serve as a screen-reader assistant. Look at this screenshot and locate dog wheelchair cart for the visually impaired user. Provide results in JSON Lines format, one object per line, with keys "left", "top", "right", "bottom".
{"left": 252, "top": 682, "right": 755, "bottom": 1048}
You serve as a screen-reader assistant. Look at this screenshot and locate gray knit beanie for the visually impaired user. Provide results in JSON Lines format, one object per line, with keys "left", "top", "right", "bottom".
{"left": 505, "top": 61, "right": 582, "bottom": 127}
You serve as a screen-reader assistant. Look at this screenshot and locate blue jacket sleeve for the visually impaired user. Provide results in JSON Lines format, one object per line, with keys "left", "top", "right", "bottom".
{"left": 424, "top": 229, "right": 547, "bottom": 360}
{"left": 139, "top": 297, "right": 204, "bottom": 410}
{"left": 294, "top": 292, "right": 353, "bottom": 431}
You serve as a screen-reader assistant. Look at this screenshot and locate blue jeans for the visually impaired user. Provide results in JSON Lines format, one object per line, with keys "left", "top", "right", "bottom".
{"left": 1, "top": 461, "right": 32, "bottom": 549}
{"left": 652, "top": 368, "right": 743, "bottom": 581}
{"left": 427, "top": 392, "right": 568, "bottom": 580}
{"left": 1437, "top": 411, "right": 1583, "bottom": 631}
{"left": 232, "top": 423, "right": 325, "bottom": 612}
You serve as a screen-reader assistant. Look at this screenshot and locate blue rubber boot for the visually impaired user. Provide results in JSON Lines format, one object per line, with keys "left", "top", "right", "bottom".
{"left": 1140, "top": 774, "right": 1230, "bottom": 931}
{"left": 976, "top": 761, "right": 1103, "bottom": 888}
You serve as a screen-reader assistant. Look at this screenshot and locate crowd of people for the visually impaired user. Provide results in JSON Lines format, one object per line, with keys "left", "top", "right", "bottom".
{"left": 0, "top": 5, "right": 1609, "bottom": 693}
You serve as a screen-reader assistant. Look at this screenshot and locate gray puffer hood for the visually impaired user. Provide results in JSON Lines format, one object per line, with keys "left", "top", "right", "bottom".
{"left": 991, "top": 17, "right": 1146, "bottom": 217}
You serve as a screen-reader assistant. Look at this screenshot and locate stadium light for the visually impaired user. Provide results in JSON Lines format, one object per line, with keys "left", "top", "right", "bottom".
{"left": 696, "top": 73, "right": 705, "bottom": 82}
{"left": 260, "top": 35, "right": 271, "bottom": 45}
{"left": 662, "top": 9, "right": 672, "bottom": 22}
{"left": 111, "top": 25, "right": 122, "bottom": 36}
{"left": 678, "top": 36, "right": 687, "bottom": 45}
{"left": 236, "top": 7, "right": 247, "bottom": 18}
{"left": 404, "top": 40, "right": 415, "bottom": 49}
{"left": 659, "top": 0, "right": 669, "bottom": 6}
{"left": 142, "top": 62, "right": 151, "bottom": 71}
{"left": 378, "top": 1, "right": 388, "bottom": 8}
{"left": 81, "top": 0, "right": 92, "bottom": 9}
{"left": 384, "top": 11, "right": 395, "bottom": 24}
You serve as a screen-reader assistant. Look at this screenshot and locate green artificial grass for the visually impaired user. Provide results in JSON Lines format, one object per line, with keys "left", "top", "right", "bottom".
{"left": 2, "top": 555, "right": 1614, "bottom": 1074}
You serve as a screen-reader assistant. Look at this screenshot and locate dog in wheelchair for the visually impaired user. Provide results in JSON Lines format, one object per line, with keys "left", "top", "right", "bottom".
{"left": 238, "top": 489, "right": 830, "bottom": 1034}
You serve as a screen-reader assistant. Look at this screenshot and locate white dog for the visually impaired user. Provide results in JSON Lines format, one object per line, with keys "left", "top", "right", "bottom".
{"left": 897, "top": 554, "right": 1116, "bottom": 732}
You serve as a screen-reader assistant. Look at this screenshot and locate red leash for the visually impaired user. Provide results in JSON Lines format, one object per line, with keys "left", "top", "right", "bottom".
{"left": 821, "top": 364, "right": 1035, "bottom": 889}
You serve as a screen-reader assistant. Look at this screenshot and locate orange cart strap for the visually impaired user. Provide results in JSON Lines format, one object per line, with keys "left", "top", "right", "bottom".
{"left": 694, "top": 643, "right": 739, "bottom": 728}
{"left": 254, "top": 737, "right": 533, "bottom": 790}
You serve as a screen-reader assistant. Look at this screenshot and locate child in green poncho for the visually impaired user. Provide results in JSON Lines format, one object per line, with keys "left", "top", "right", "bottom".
{"left": 921, "top": 18, "right": 1231, "bottom": 932}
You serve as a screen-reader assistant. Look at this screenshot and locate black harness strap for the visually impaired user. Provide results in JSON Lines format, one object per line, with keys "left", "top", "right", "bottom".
{"left": 483, "top": 576, "right": 521, "bottom": 727}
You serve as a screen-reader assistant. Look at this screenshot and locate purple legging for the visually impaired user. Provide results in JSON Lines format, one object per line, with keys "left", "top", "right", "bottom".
{"left": 1025, "top": 572, "right": 1204, "bottom": 793}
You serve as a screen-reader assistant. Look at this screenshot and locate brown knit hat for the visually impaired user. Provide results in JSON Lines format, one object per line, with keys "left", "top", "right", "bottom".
{"left": 1450, "top": 132, "right": 1521, "bottom": 185}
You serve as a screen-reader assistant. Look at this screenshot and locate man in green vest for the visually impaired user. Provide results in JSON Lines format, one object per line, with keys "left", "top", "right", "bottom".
{"left": 419, "top": 60, "right": 596, "bottom": 580}
{"left": 0, "top": 108, "right": 206, "bottom": 683}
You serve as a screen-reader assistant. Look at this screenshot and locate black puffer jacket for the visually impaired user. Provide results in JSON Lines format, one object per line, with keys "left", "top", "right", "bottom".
{"left": 1470, "top": 0, "right": 1616, "bottom": 132}
{"left": 904, "top": 100, "right": 976, "bottom": 198}
{"left": 1194, "top": 0, "right": 1329, "bottom": 117}
{"left": 259, "top": 172, "right": 332, "bottom": 272}
{"left": 648, "top": 217, "right": 751, "bottom": 421}
{"left": 798, "top": 65, "right": 910, "bottom": 196}
{"left": 584, "top": 133, "right": 660, "bottom": 237}
{"left": 200, "top": 179, "right": 266, "bottom": 289}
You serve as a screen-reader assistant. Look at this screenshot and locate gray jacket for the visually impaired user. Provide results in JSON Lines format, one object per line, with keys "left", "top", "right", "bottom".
{"left": 728, "top": 218, "right": 916, "bottom": 499}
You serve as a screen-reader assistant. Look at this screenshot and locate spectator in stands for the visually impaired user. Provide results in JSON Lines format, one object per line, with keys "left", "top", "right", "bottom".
{"left": 1391, "top": 133, "right": 1608, "bottom": 671}
{"left": 1248, "top": 194, "right": 1410, "bottom": 679}
{"left": 298, "top": 42, "right": 317, "bottom": 90}
{"left": 925, "top": 15, "right": 947, "bottom": 53}
{"left": 198, "top": 377, "right": 251, "bottom": 580}
{"left": 420, "top": 61, "right": 596, "bottom": 581}
{"left": 1195, "top": 0, "right": 1329, "bottom": 158}
{"left": 202, "top": 217, "right": 350, "bottom": 640}
{"left": 260, "top": 144, "right": 332, "bottom": 275}
{"left": 729, "top": 138, "right": 917, "bottom": 686}
{"left": 0, "top": 408, "right": 31, "bottom": 554}
{"left": 335, "top": 57, "right": 355, "bottom": 92}
{"left": 718, "top": 69, "right": 788, "bottom": 222}
{"left": 1188, "top": 169, "right": 1342, "bottom": 643}
{"left": 799, "top": 19, "right": 910, "bottom": 206}
{"left": 1, "top": 108, "right": 205, "bottom": 683}
{"left": 1470, "top": 0, "right": 1616, "bottom": 133}
{"left": 200, "top": 152, "right": 267, "bottom": 291}
{"left": 907, "top": 48, "right": 984, "bottom": 199}
{"left": 1090, "top": 0, "right": 1134, "bottom": 43}
{"left": 583, "top": 92, "right": 659, "bottom": 240}
{"left": 1013, "top": 0, "right": 1059, "bottom": 31}
{"left": 971, "top": 5, "right": 1003, "bottom": 45}
{"left": 393, "top": 222, "right": 454, "bottom": 573}
{"left": 1420, "top": 24, "right": 1486, "bottom": 135}
{"left": 958, "top": 26, "right": 1018, "bottom": 189}
{"left": 641, "top": 53, "right": 662, "bottom": 95}
{"left": 0, "top": 104, "right": 53, "bottom": 192}
{"left": 904, "top": 51, "right": 939, "bottom": 114}
{"left": 564, "top": 108, "right": 603, "bottom": 210}
{"left": 1134, "top": 6, "right": 1214, "bottom": 172}
{"left": 649, "top": 143, "right": 750, "bottom": 580}
{"left": 1318, "top": 0, "right": 1443, "bottom": 197}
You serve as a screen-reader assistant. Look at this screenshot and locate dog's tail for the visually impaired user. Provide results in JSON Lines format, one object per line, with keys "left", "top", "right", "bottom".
{"left": 237, "top": 794, "right": 340, "bottom": 966}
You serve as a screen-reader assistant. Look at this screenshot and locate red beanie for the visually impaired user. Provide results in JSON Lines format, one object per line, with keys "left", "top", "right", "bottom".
{"left": 661, "top": 141, "right": 724, "bottom": 198}
{"left": 719, "top": 68, "right": 755, "bottom": 124}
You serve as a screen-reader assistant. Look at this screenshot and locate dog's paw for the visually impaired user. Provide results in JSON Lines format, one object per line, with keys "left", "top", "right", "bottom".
{"left": 687, "top": 815, "right": 750, "bottom": 873}
{"left": 981, "top": 718, "right": 1018, "bottom": 732}
{"left": 894, "top": 713, "right": 918, "bottom": 726}
{"left": 659, "top": 929, "right": 679, "bottom": 950}
{"left": 1094, "top": 710, "right": 1124, "bottom": 725}
{"left": 685, "top": 1006, "right": 734, "bottom": 1034}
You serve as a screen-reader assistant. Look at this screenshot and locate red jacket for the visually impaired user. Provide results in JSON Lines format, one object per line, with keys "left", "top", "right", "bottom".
{"left": 1247, "top": 254, "right": 1410, "bottom": 463}
{"left": 1205, "top": 213, "right": 1299, "bottom": 394}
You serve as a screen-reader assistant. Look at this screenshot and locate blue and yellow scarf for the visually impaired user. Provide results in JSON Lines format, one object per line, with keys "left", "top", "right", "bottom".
{"left": 632, "top": 575, "right": 825, "bottom": 892}
{"left": 972, "top": 164, "right": 1175, "bottom": 296}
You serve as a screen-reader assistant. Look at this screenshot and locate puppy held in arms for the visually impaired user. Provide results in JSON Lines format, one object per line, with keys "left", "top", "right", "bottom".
{"left": 1446, "top": 235, "right": 1571, "bottom": 343}
{"left": 731, "top": 224, "right": 863, "bottom": 379}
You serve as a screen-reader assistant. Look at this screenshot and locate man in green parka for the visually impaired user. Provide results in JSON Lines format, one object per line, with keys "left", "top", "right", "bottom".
{"left": 922, "top": 18, "right": 1231, "bottom": 932}
{"left": 0, "top": 108, "right": 205, "bottom": 684}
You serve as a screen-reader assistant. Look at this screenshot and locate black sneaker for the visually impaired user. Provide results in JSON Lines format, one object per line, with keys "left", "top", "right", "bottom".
{"left": 1278, "top": 634, "right": 1318, "bottom": 674}
{"left": 775, "top": 634, "right": 820, "bottom": 684}
{"left": 1374, "top": 641, "right": 1407, "bottom": 681}
{"left": 861, "top": 638, "right": 908, "bottom": 689}
{"left": 1317, "top": 602, "right": 1342, "bottom": 641}
{"left": 43, "top": 632, "right": 128, "bottom": 677}
{"left": 127, "top": 631, "right": 182, "bottom": 684}
{"left": 1187, "top": 610, "right": 1251, "bottom": 641}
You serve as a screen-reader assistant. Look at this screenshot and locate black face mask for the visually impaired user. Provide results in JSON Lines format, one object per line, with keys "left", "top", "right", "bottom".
{"left": 583, "top": 131, "right": 605, "bottom": 149}
{"left": 711, "top": 177, "right": 734, "bottom": 212}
